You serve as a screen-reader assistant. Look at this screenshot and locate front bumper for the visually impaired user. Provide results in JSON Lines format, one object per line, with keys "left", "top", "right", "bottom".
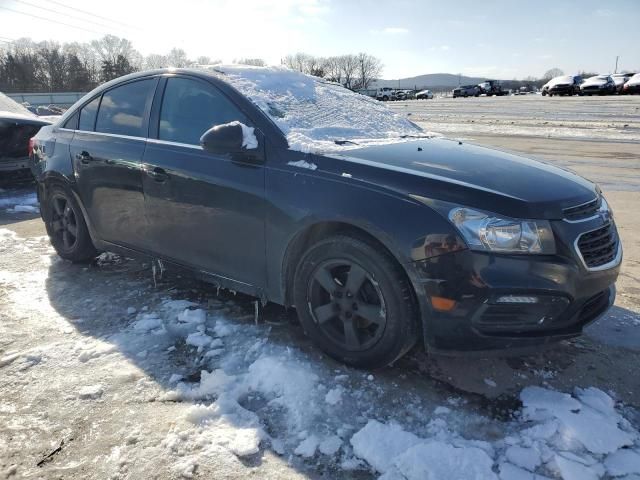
{"left": 408, "top": 220, "right": 621, "bottom": 353}
{"left": 549, "top": 85, "right": 576, "bottom": 94}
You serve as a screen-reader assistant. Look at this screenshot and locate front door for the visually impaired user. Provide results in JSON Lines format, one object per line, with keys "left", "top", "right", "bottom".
{"left": 71, "top": 78, "right": 157, "bottom": 249}
{"left": 142, "top": 75, "right": 266, "bottom": 287}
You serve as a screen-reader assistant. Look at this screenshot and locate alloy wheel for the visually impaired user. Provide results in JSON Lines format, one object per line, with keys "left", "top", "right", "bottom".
{"left": 49, "top": 194, "right": 79, "bottom": 250}
{"left": 307, "top": 260, "right": 387, "bottom": 351}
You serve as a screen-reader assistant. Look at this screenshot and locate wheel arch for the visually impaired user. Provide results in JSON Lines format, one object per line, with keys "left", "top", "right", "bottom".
{"left": 283, "top": 222, "right": 392, "bottom": 304}
{"left": 281, "top": 219, "right": 426, "bottom": 351}
{"left": 40, "top": 173, "right": 99, "bottom": 245}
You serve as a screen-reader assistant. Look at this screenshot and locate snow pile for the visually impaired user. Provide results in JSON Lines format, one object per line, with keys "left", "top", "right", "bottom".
{"left": 0, "top": 191, "right": 39, "bottom": 214}
{"left": 348, "top": 386, "right": 639, "bottom": 480}
{"left": 0, "top": 92, "right": 36, "bottom": 117}
{"left": 206, "top": 65, "right": 423, "bottom": 153}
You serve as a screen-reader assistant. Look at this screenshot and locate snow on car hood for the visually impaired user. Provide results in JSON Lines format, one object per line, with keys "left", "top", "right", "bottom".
{"left": 626, "top": 73, "right": 640, "bottom": 86}
{"left": 207, "top": 65, "right": 426, "bottom": 153}
{"left": 546, "top": 76, "right": 574, "bottom": 87}
{"left": 582, "top": 76, "right": 609, "bottom": 86}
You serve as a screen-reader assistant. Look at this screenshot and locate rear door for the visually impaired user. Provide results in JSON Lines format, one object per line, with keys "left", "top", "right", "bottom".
{"left": 142, "top": 75, "right": 266, "bottom": 286}
{"left": 70, "top": 78, "right": 157, "bottom": 249}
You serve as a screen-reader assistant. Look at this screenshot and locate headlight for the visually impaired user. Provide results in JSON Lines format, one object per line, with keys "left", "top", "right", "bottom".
{"left": 448, "top": 207, "right": 556, "bottom": 254}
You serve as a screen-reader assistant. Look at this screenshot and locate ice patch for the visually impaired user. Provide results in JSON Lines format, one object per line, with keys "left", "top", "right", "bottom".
{"left": 393, "top": 442, "right": 497, "bottom": 480}
{"left": 351, "top": 420, "right": 423, "bottom": 473}
{"left": 294, "top": 435, "right": 319, "bottom": 457}
{"left": 325, "top": 387, "right": 343, "bottom": 405}
{"left": 78, "top": 384, "right": 104, "bottom": 399}
{"left": 505, "top": 445, "right": 542, "bottom": 471}
{"left": 521, "top": 386, "right": 634, "bottom": 454}
{"left": 605, "top": 449, "right": 640, "bottom": 477}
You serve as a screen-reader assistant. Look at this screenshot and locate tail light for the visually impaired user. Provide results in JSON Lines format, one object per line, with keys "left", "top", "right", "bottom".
{"left": 28, "top": 137, "right": 36, "bottom": 157}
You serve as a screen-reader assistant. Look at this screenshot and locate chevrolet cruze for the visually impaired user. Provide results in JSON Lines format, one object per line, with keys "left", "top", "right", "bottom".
{"left": 30, "top": 66, "right": 622, "bottom": 368}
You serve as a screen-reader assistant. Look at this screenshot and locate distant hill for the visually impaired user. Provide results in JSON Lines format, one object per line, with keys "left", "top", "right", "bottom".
{"left": 372, "top": 73, "right": 488, "bottom": 90}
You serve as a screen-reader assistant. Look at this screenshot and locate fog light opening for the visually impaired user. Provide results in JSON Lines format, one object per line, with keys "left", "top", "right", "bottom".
{"left": 430, "top": 296, "right": 457, "bottom": 311}
{"left": 495, "top": 295, "right": 539, "bottom": 304}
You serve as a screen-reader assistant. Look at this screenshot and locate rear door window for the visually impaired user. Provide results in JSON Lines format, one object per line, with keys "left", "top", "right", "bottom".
{"left": 158, "top": 77, "right": 249, "bottom": 145}
{"left": 78, "top": 96, "right": 100, "bottom": 131}
{"left": 95, "top": 79, "right": 155, "bottom": 137}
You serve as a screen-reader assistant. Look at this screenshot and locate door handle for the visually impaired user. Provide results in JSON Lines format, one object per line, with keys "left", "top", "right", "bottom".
{"left": 146, "top": 166, "right": 169, "bottom": 182}
{"left": 75, "top": 151, "right": 92, "bottom": 164}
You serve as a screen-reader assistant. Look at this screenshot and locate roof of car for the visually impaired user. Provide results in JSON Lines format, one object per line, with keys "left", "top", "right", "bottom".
{"left": 62, "top": 66, "right": 424, "bottom": 153}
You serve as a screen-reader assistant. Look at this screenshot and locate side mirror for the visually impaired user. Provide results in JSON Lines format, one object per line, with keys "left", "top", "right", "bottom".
{"left": 199, "top": 121, "right": 258, "bottom": 154}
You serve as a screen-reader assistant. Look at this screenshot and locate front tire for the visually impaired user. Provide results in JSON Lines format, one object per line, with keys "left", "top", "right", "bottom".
{"left": 43, "top": 184, "right": 97, "bottom": 262}
{"left": 293, "top": 235, "right": 418, "bottom": 369}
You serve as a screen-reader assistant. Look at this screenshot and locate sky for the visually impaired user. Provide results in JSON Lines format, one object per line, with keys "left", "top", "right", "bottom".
{"left": 0, "top": 0, "right": 639, "bottom": 79}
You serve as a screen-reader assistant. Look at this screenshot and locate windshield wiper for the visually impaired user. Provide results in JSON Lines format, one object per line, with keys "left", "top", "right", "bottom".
{"left": 334, "top": 140, "right": 359, "bottom": 146}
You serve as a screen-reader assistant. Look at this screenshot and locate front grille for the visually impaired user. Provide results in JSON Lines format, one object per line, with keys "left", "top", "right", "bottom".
{"left": 576, "top": 223, "right": 618, "bottom": 268}
{"left": 563, "top": 197, "right": 600, "bottom": 221}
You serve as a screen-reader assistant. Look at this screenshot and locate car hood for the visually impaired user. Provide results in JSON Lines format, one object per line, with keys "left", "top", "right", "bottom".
{"left": 322, "top": 138, "right": 596, "bottom": 219}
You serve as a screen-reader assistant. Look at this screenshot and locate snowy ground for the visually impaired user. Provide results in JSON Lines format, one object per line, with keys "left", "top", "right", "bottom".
{"left": 390, "top": 95, "right": 640, "bottom": 144}
{"left": 1, "top": 96, "right": 640, "bottom": 479}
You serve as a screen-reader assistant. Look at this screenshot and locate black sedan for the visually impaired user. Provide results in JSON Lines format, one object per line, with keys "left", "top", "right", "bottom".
{"left": 542, "top": 75, "right": 583, "bottom": 96}
{"left": 580, "top": 75, "right": 617, "bottom": 95}
{"left": 30, "top": 67, "right": 621, "bottom": 368}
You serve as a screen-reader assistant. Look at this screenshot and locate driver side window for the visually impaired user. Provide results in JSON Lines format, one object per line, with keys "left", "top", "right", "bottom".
{"left": 159, "top": 77, "right": 249, "bottom": 145}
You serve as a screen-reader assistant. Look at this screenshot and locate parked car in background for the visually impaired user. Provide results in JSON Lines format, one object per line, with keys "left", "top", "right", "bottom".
{"left": 580, "top": 75, "right": 616, "bottom": 95}
{"left": 415, "top": 89, "right": 433, "bottom": 99}
{"left": 612, "top": 73, "right": 635, "bottom": 93}
{"left": 376, "top": 87, "right": 395, "bottom": 101}
{"left": 394, "top": 90, "right": 409, "bottom": 100}
{"left": 477, "top": 80, "right": 507, "bottom": 96}
{"left": 1, "top": 92, "right": 51, "bottom": 174}
{"left": 622, "top": 73, "right": 640, "bottom": 94}
{"left": 30, "top": 67, "right": 621, "bottom": 368}
{"left": 452, "top": 85, "right": 480, "bottom": 98}
{"left": 542, "top": 75, "right": 583, "bottom": 96}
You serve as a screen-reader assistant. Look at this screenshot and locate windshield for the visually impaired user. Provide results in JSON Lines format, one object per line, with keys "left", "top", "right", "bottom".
{"left": 207, "top": 65, "right": 423, "bottom": 153}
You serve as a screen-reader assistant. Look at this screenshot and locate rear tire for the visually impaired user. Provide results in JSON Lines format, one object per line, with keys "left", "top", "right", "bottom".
{"left": 293, "top": 235, "right": 418, "bottom": 369}
{"left": 43, "top": 184, "right": 97, "bottom": 262}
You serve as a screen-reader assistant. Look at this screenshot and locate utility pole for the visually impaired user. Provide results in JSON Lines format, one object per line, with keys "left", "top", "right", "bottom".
{"left": 614, "top": 56, "right": 619, "bottom": 74}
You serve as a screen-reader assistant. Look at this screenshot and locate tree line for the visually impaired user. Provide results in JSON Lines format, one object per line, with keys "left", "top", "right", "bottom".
{"left": 282, "top": 52, "right": 382, "bottom": 90}
{"left": 0, "top": 35, "right": 383, "bottom": 94}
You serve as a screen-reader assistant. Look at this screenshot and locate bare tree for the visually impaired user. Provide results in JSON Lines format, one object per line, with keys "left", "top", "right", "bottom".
{"left": 234, "top": 58, "right": 266, "bottom": 67}
{"left": 144, "top": 54, "right": 168, "bottom": 69}
{"left": 91, "top": 35, "right": 136, "bottom": 66}
{"left": 355, "top": 53, "right": 382, "bottom": 90}
{"left": 323, "top": 56, "right": 343, "bottom": 84}
{"left": 166, "top": 48, "right": 190, "bottom": 68}
{"left": 283, "top": 52, "right": 313, "bottom": 73}
{"left": 542, "top": 68, "right": 564, "bottom": 80}
{"left": 340, "top": 54, "right": 359, "bottom": 89}
{"left": 196, "top": 56, "right": 221, "bottom": 65}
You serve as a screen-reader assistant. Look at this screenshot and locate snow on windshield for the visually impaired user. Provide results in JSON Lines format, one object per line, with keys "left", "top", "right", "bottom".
{"left": 206, "top": 65, "right": 424, "bottom": 153}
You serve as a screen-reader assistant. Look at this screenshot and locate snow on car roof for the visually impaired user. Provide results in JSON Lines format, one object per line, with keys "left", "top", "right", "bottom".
{"left": 0, "top": 92, "right": 37, "bottom": 118}
{"left": 205, "top": 65, "right": 424, "bottom": 153}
